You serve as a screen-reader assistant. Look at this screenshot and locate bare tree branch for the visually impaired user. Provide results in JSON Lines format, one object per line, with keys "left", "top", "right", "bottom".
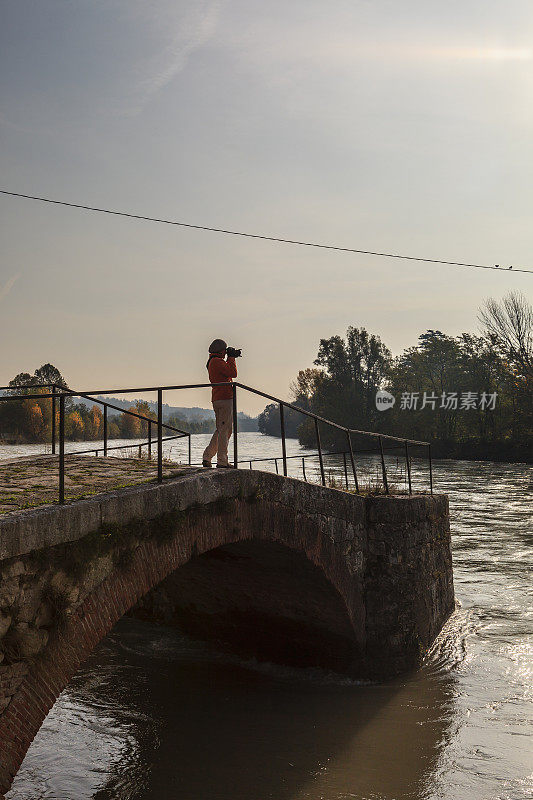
{"left": 479, "top": 292, "right": 533, "bottom": 379}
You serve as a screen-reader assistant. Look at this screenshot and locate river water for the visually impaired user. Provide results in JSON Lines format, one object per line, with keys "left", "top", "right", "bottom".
{"left": 4, "top": 434, "right": 532, "bottom": 800}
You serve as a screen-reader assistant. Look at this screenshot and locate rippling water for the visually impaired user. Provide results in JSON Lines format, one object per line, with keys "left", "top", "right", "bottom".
{"left": 5, "top": 434, "right": 533, "bottom": 800}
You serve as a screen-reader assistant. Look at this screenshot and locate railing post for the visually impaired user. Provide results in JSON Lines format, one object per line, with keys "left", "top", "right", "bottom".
{"left": 274, "top": 458, "right": 279, "bottom": 474}
{"left": 379, "top": 436, "right": 389, "bottom": 494}
{"left": 346, "top": 431, "right": 359, "bottom": 493}
{"left": 188, "top": 433, "right": 191, "bottom": 465}
{"left": 59, "top": 394, "right": 65, "bottom": 504}
{"left": 51, "top": 385, "right": 56, "bottom": 454}
{"left": 315, "top": 419, "right": 325, "bottom": 486}
{"left": 343, "top": 451, "right": 348, "bottom": 488}
{"left": 429, "top": 443, "right": 433, "bottom": 495}
{"left": 405, "top": 441, "right": 412, "bottom": 495}
{"left": 302, "top": 457, "right": 307, "bottom": 482}
{"left": 148, "top": 420, "right": 151, "bottom": 460}
{"left": 232, "top": 384, "right": 238, "bottom": 468}
{"left": 103, "top": 404, "right": 108, "bottom": 457}
{"left": 279, "top": 403, "right": 287, "bottom": 476}
{"left": 157, "top": 388, "right": 163, "bottom": 482}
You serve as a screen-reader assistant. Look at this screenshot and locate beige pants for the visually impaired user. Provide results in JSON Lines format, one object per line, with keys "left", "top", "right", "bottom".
{"left": 203, "top": 398, "right": 233, "bottom": 466}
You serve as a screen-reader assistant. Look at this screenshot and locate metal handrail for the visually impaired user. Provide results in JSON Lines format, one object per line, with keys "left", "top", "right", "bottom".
{"left": 52, "top": 379, "right": 429, "bottom": 446}
{"left": 57, "top": 380, "right": 432, "bottom": 494}
{"left": 238, "top": 448, "right": 420, "bottom": 492}
{"left": 0, "top": 383, "right": 60, "bottom": 392}
{"left": 0, "top": 378, "right": 433, "bottom": 501}
{"left": 0, "top": 386, "right": 189, "bottom": 436}
{"left": 0, "top": 392, "right": 57, "bottom": 400}
{"left": 0, "top": 384, "right": 192, "bottom": 498}
{"left": 234, "top": 382, "right": 430, "bottom": 446}
{"left": 66, "top": 433, "right": 186, "bottom": 458}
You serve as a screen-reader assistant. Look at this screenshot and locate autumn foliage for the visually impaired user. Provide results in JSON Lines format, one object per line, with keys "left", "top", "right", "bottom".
{"left": 0, "top": 365, "right": 159, "bottom": 444}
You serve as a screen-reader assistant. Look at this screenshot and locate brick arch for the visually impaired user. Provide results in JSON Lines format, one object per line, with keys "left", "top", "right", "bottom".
{"left": 0, "top": 493, "right": 362, "bottom": 795}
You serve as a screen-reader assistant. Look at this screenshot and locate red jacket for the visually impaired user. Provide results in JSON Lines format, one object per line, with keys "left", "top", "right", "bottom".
{"left": 208, "top": 356, "right": 237, "bottom": 401}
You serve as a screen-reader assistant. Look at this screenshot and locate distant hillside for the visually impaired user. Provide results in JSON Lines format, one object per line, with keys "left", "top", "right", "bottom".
{"left": 75, "top": 396, "right": 258, "bottom": 430}
{"left": 75, "top": 396, "right": 213, "bottom": 421}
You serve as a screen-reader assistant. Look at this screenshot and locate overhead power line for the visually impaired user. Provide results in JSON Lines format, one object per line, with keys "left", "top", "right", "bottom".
{"left": 1, "top": 188, "right": 531, "bottom": 275}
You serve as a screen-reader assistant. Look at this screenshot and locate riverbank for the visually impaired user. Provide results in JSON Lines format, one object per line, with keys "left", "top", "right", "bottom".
{"left": 261, "top": 431, "right": 533, "bottom": 465}
{"left": 430, "top": 438, "right": 532, "bottom": 463}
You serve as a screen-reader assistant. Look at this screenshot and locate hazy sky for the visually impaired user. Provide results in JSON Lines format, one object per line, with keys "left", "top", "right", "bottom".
{"left": 1, "top": 0, "right": 532, "bottom": 413}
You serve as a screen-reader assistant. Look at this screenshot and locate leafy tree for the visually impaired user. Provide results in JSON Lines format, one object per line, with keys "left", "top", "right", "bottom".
{"left": 7, "top": 372, "right": 33, "bottom": 392}
{"left": 2, "top": 364, "right": 68, "bottom": 442}
{"left": 120, "top": 407, "right": 142, "bottom": 438}
{"left": 290, "top": 368, "right": 324, "bottom": 411}
{"left": 258, "top": 403, "right": 280, "bottom": 436}
{"left": 134, "top": 401, "right": 156, "bottom": 436}
{"left": 24, "top": 402, "right": 46, "bottom": 441}
{"left": 306, "top": 327, "right": 392, "bottom": 438}
{"left": 258, "top": 403, "right": 302, "bottom": 438}
{"left": 66, "top": 411, "right": 84, "bottom": 440}
{"left": 33, "top": 363, "right": 68, "bottom": 389}
{"left": 106, "top": 418, "right": 121, "bottom": 440}
{"left": 6, "top": 364, "right": 67, "bottom": 394}
{"left": 257, "top": 373, "right": 322, "bottom": 439}
{"left": 387, "top": 331, "right": 463, "bottom": 441}
{"left": 263, "top": 306, "right": 531, "bottom": 460}
{"left": 83, "top": 405, "right": 104, "bottom": 439}
{"left": 166, "top": 414, "right": 215, "bottom": 434}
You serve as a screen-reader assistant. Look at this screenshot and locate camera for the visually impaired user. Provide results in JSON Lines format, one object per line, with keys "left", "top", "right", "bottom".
{"left": 226, "top": 347, "right": 242, "bottom": 358}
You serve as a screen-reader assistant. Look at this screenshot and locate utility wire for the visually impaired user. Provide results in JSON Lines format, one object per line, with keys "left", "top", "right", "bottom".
{"left": 1, "top": 188, "right": 531, "bottom": 275}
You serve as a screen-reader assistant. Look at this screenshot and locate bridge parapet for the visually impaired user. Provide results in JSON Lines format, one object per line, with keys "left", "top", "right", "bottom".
{"left": 0, "top": 469, "right": 453, "bottom": 795}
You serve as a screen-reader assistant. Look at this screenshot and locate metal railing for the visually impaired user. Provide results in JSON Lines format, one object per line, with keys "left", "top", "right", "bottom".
{"left": 0, "top": 380, "right": 432, "bottom": 503}
{"left": 0, "top": 383, "right": 190, "bottom": 502}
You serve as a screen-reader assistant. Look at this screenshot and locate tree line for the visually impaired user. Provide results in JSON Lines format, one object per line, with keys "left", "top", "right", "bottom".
{"left": 258, "top": 293, "right": 532, "bottom": 462}
{"left": 0, "top": 366, "right": 214, "bottom": 443}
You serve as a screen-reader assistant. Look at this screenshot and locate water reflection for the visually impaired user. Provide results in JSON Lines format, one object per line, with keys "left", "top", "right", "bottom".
{"left": 9, "top": 618, "right": 457, "bottom": 800}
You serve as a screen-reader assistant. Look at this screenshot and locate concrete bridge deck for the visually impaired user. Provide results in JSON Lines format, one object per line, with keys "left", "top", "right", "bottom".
{"left": 0, "top": 464, "right": 454, "bottom": 796}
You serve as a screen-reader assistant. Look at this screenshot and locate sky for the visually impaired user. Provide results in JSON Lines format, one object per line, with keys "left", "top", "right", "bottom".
{"left": 1, "top": 0, "right": 532, "bottom": 414}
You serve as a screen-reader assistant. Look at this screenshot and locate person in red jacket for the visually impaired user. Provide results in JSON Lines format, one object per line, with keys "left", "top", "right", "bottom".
{"left": 202, "top": 339, "right": 238, "bottom": 468}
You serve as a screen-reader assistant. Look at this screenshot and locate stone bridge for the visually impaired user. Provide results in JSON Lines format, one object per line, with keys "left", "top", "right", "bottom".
{"left": 0, "top": 467, "right": 454, "bottom": 796}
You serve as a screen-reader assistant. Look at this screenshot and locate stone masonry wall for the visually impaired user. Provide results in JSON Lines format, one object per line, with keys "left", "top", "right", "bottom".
{"left": 0, "top": 470, "right": 454, "bottom": 795}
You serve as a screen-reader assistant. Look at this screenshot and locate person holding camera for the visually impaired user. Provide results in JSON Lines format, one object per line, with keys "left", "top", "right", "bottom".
{"left": 202, "top": 339, "right": 242, "bottom": 468}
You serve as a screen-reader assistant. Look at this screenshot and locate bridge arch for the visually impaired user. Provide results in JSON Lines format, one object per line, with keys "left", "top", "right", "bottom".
{"left": 0, "top": 473, "right": 366, "bottom": 793}
{"left": 132, "top": 538, "right": 360, "bottom": 672}
{"left": 0, "top": 469, "right": 453, "bottom": 796}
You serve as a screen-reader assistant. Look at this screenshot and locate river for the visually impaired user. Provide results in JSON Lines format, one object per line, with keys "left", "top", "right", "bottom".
{"left": 3, "top": 433, "right": 532, "bottom": 800}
